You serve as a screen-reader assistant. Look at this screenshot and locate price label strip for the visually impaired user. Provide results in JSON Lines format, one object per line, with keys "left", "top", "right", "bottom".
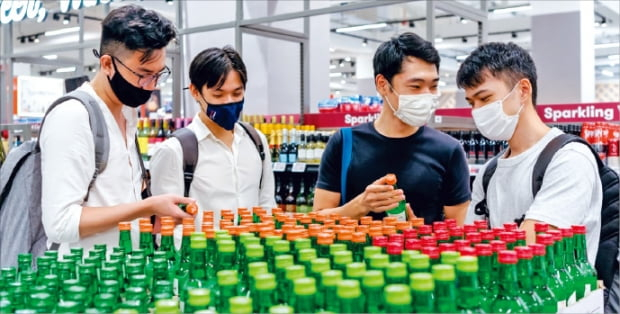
{"left": 272, "top": 162, "right": 287, "bottom": 172}
{"left": 292, "top": 162, "right": 307, "bottom": 173}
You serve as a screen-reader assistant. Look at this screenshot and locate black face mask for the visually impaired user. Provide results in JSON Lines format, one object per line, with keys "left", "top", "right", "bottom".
{"left": 108, "top": 59, "right": 154, "bottom": 108}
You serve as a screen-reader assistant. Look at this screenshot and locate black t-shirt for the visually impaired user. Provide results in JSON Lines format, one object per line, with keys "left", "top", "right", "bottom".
{"left": 317, "top": 122, "right": 471, "bottom": 224}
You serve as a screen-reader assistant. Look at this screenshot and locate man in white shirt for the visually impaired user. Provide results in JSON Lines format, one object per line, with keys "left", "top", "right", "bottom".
{"left": 150, "top": 46, "right": 276, "bottom": 229}
{"left": 457, "top": 42, "right": 602, "bottom": 265}
{"left": 40, "top": 5, "right": 194, "bottom": 256}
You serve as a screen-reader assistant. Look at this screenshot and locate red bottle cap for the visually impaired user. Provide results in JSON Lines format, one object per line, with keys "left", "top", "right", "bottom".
{"left": 571, "top": 225, "right": 586, "bottom": 234}
{"left": 403, "top": 228, "right": 417, "bottom": 240}
{"left": 480, "top": 230, "right": 495, "bottom": 241}
{"left": 529, "top": 243, "right": 546, "bottom": 256}
{"left": 449, "top": 226, "right": 464, "bottom": 238}
{"left": 536, "top": 233, "right": 554, "bottom": 246}
{"left": 387, "top": 242, "right": 403, "bottom": 255}
{"left": 433, "top": 221, "right": 447, "bottom": 232}
{"left": 372, "top": 236, "right": 388, "bottom": 248}
{"left": 514, "top": 246, "right": 533, "bottom": 259}
{"left": 459, "top": 247, "right": 477, "bottom": 257}
{"left": 560, "top": 228, "right": 573, "bottom": 238}
{"left": 475, "top": 243, "right": 493, "bottom": 256}
{"left": 418, "top": 225, "right": 432, "bottom": 235}
{"left": 503, "top": 222, "right": 518, "bottom": 231}
{"left": 444, "top": 218, "right": 457, "bottom": 228}
{"left": 499, "top": 231, "right": 517, "bottom": 243}
{"left": 492, "top": 227, "right": 505, "bottom": 238}
{"left": 514, "top": 230, "right": 526, "bottom": 241}
{"left": 547, "top": 230, "right": 562, "bottom": 242}
{"left": 421, "top": 236, "right": 437, "bottom": 248}
{"left": 453, "top": 239, "right": 471, "bottom": 250}
{"left": 498, "top": 250, "right": 518, "bottom": 264}
{"left": 474, "top": 220, "right": 488, "bottom": 230}
{"left": 404, "top": 238, "right": 422, "bottom": 251}
{"left": 435, "top": 230, "right": 450, "bottom": 242}
{"left": 466, "top": 232, "right": 482, "bottom": 244}
{"left": 534, "top": 222, "right": 549, "bottom": 233}
{"left": 490, "top": 240, "right": 506, "bottom": 252}
{"left": 421, "top": 246, "right": 439, "bottom": 259}
{"left": 463, "top": 224, "right": 478, "bottom": 234}
{"left": 388, "top": 234, "right": 404, "bottom": 245}
{"left": 438, "top": 243, "right": 457, "bottom": 253}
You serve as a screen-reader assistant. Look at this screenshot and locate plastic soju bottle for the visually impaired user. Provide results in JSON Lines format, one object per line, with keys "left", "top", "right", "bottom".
{"left": 528, "top": 243, "right": 559, "bottom": 313}
{"left": 274, "top": 255, "right": 294, "bottom": 304}
{"left": 384, "top": 174, "right": 407, "bottom": 221}
{"left": 363, "top": 246, "right": 382, "bottom": 266}
{"left": 345, "top": 262, "right": 366, "bottom": 281}
{"left": 228, "top": 296, "right": 252, "bottom": 314}
{"left": 337, "top": 279, "right": 364, "bottom": 313}
{"left": 252, "top": 273, "right": 277, "bottom": 313}
{"left": 455, "top": 256, "right": 484, "bottom": 312}
{"left": 320, "top": 270, "right": 342, "bottom": 312}
{"left": 185, "top": 288, "right": 211, "bottom": 313}
{"left": 369, "top": 254, "right": 390, "bottom": 276}
{"left": 361, "top": 270, "right": 385, "bottom": 313}
{"left": 154, "top": 299, "right": 181, "bottom": 314}
{"left": 384, "top": 284, "right": 413, "bottom": 313}
{"left": 431, "top": 264, "right": 458, "bottom": 313}
{"left": 118, "top": 222, "right": 133, "bottom": 255}
{"left": 281, "top": 265, "right": 305, "bottom": 305}
{"left": 292, "top": 278, "right": 317, "bottom": 313}
{"left": 216, "top": 270, "right": 239, "bottom": 313}
{"left": 386, "top": 262, "right": 408, "bottom": 285}
{"left": 491, "top": 250, "right": 530, "bottom": 313}
{"left": 332, "top": 251, "right": 353, "bottom": 273}
{"left": 410, "top": 273, "right": 435, "bottom": 313}
{"left": 548, "top": 230, "right": 576, "bottom": 305}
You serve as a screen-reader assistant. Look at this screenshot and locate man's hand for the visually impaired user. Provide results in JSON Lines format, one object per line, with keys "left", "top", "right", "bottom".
{"left": 352, "top": 175, "right": 405, "bottom": 215}
{"left": 146, "top": 194, "right": 195, "bottom": 220}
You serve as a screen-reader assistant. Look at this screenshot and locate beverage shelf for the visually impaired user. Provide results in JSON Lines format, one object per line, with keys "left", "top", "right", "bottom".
{"left": 272, "top": 162, "right": 320, "bottom": 174}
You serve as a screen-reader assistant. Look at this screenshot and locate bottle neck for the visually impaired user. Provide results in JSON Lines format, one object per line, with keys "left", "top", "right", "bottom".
{"left": 545, "top": 245, "right": 557, "bottom": 271}
{"left": 189, "top": 248, "right": 207, "bottom": 280}
{"left": 564, "top": 236, "right": 577, "bottom": 265}
{"left": 498, "top": 263, "right": 520, "bottom": 296}
{"left": 574, "top": 234, "right": 588, "bottom": 263}
{"left": 516, "top": 259, "right": 534, "bottom": 290}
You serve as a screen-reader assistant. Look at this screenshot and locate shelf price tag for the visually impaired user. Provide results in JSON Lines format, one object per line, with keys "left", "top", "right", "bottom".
{"left": 292, "top": 162, "right": 307, "bottom": 173}
{"left": 273, "top": 162, "right": 287, "bottom": 172}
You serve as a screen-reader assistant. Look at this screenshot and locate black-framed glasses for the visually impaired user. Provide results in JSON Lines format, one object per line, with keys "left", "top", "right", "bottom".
{"left": 111, "top": 56, "right": 171, "bottom": 88}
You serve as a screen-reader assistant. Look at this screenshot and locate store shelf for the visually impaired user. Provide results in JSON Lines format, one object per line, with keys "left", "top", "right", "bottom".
{"left": 272, "top": 162, "right": 319, "bottom": 174}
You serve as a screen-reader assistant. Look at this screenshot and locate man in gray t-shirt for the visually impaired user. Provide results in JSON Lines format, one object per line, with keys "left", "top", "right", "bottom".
{"left": 456, "top": 42, "right": 602, "bottom": 266}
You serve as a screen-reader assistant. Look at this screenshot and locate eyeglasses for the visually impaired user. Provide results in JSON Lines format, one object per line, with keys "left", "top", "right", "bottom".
{"left": 111, "top": 56, "right": 171, "bottom": 88}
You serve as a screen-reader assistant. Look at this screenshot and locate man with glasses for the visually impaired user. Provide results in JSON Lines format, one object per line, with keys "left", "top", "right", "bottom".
{"left": 39, "top": 4, "right": 194, "bottom": 256}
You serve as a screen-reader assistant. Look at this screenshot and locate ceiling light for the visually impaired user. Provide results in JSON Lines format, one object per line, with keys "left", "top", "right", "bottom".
{"left": 609, "top": 54, "right": 620, "bottom": 60}
{"left": 329, "top": 72, "right": 342, "bottom": 78}
{"left": 362, "top": 39, "right": 368, "bottom": 47}
{"left": 329, "top": 48, "right": 335, "bottom": 52}
{"left": 492, "top": 5, "right": 531, "bottom": 14}
{"left": 56, "top": 67, "right": 76, "bottom": 73}
{"left": 595, "top": 42, "right": 620, "bottom": 49}
{"left": 43, "top": 55, "right": 58, "bottom": 60}
{"left": 63, "top": 16, "right": 70, "bottom": 25}
{"left": 460, "top": 17, "right": 468, "bottom": 24}
{"left": 340, "top": 79, "right": 346, "bottom": 85}
{"left": 434, "top": 37, "right": 443, "bottom": 43}
{"left": 601, "top": 69, "right": 614, "bottom": 77}
{"left": 45, "top": 26, "right": 80, "bottom": 37}
{"left": 344, "top": 57, "right": 351, "bottom": 62}
{"left": 329, "top": 64, "right": 336, "bottom": 70}
{"left": 34, "top": 36, "right": 40, "bottom": 43}
{"left": 335, "top": 22, "right": 387, "bottom": 33}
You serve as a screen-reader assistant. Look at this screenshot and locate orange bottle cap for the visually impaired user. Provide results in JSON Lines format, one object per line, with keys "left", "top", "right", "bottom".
{"left": 329, "top": 213, "right": 341, "bottom": 221}
{"left": 314, "top": 214, "right": 327, "bottom": 223}
{"left": 118, "top": 222, "right": 132, "bottom": 231}
{"left": 221, "top": 209, "right": 233, "bottom": 215}
{"left": 382, "top": 225, "right": 397, "bottom": 235}
{"left": 338, "top": 230, "right": 353, "bottom": 241}
{"left": 182, "top": 224, "right": 195, "bottom": 236}
{"left": 317, "top": 232, "right": 334, "bottom": 245}
{"left": 281, "top": 224, "right": 295, "bottom": 233}
{"left": 308, "top": 212, "right": 317, "bottom": 219}
{"left": 139, "top": 223, "right": 153, "bottom": 233}
{"left": 300, "top": 216, "right": 313, "bottom": 225}
{"left": 383, "top": 216, "right": 398, "bottom": 226}
{"left": 201, "top": 223, "right": 213, "bottom": 232}
{"left": 293, "top": 213, "right": 304, "bottom": 220}
{"left": 220, "top": 221, "right": 233, "bottom": 230}
{"left": 285, "top": 217, "right": 297, "bottom": 225}
{"left": 356, "top": 225, "right": 369, "bottom": 234}
{"left": 182, "top": 217, "right": 195, "bottom": 225}
{"left": 412, "top": 218, "right": 425, "bottom": 227}
{"left": 139, "top": 218, "right": 151, "bottom": 225}
{"left": 247, "top": 223, "right": 258, "bottom": 233}
{"left": 185, "top": 203, "right": 198, "bottom": 215}
{"left": 204, "top": 228, "right": 215, "bottom": 239}
{"left": 385, "top": 173, "right": 397, "bottom": 185}
{"left": 323, "top": 219, "right": 335, "bottom": 227}
{"left": 396, "top": 221, "right": 411, "bottom": 231}
{"left": 238, "top": 225, "right": 250, "bottom": 234}
{"left": 161, "top": 225, "right": 174, "bottom": 236}
{"left": 308, "top": 225, "right": 322, "bottom": 237}
{"left": 352, "top": 232, "right": 366, "bottom": 243}
{"left": 369, "top": 226, "right": 383, "bottom": 237}
{"left": 360, "top": 216, "right": 373, "bottom": 225}
{"left": 370, "top": 220, "right": 383, "bottom": 227}
{"left": 273, "top": 229, "right": 283, "bottom": 237}
{"left": 260, "top": 214, "right": 273, "bottom": 222}
{"left": 271, "top": 208, "right": 283, "bottom": 215}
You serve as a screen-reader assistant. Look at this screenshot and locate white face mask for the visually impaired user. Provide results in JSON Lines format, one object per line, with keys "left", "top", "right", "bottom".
{"left": 472, "top": 84, "right": 523, "bottom": 141}
{"left": 385, "top": 84, "right": 440, "bottom": 127}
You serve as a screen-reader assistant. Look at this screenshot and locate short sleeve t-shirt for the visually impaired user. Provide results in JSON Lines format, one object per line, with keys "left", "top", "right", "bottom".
{"left": 317, "top": 122, "right": 471, "bottom": 223}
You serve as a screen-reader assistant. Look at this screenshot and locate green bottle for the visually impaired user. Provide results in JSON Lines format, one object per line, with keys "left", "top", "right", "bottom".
{"left": 17, "top": 253, "right": 32, "bottom": 276}
{"left": 281, "top": 265, "right": 305, "bottom": 305}
{"left": 475, "top": 243, "right": 497, "bottom": 311}
{"left": 253, "top": 273, "right": 277, "bottom": 313}
{"left": 537, "top": 233, "right": 567, "bottom": 309}
{"left": 152, "top": 259, "right": 171, "bottom": 284}
{"left": 408, "top": 254, "right": 430, "bottom": 274}
{"left": 181, "top": 235, "right": 209, "bottom": 303}
{"left": 548, "top": 230, "right": 577, "bottom": 306}
{"left": 128, "top": 275, "right": 152, "bottom": 308}
{"left": 297, "top": 248, "right": 317, "bottom": 272}
{"left": 384, "top": 284, "right": 413, "bottom": 313}
{"left": 320, "top": 270, "right": 342, "bottom": 312}
{"left": 410, "top": 273, "right": 435, "bottom": 313}
{"left": 139, "top": 223, "right": 155, "bottom": 258}
{"left": 293, "top": 238, "right": 312, "bottom": 263}
{"left": 274, "top": 255, "right": 294, "bottom": 303}
{"left": 176, "top": 225, "right": 194, "bottom": 296}
{"left": 247, "top": 262, "right": 268, "bottom": 298}
{"left": 268, "top": 305, "right": 294, "bottom": 314}
{"left": 561, "top": 227, "right": 584, "bottom": 304}
{"left": 337, "top": 279, "right": 364, "bottom": 313}
{"left": 491, "top": 250, "right": 530, "bottom": 313}
{"left": 35, "top": 256, "right": 52, "bottom": 285}
{"left": 216, "top": 240, "right": 237, "bottom": 272}
{"left": 385, "top": 174, "right": 407, "bottom": 221}
{"left": 154, "top": 299, "right": 181, "bottom": 314}
{"left": 529, "top": 243, "right": 559, "bottom": 313}
{"left": 363, "top": 246, "right": 382, "bottom": 267}
{"left": 216, "top": 270, "right": 239, "bottom": 312}
{"left": 30, "top": 292, "right": 55, "bottom": 313}
{"left": 386, "top": 242, "right": 403, "bottom": 262}
{"left": 153, "top": 280, "right": 174, "bottom": 300}
{"left": 440, "top": 251, "right": 460, "bottom": 267}
{"left": 345, "top": 262, "right": 366, "bottom": 281}
{"left": 55, "top": 300, "right": 82, "bottom": 313}
{"left": 292, "top": 278, "right": 317, "bottom": 313}
{"left": 8, "top": 282, "right": 27, "bottom": 311}
{"left": 361, "top": 270, "right": 385, "bottom": 313}
{"left": 265, "top": 235, "right": 283, "bottom": 272}
{"left": 70, "top": 248, "right": 84, "bottom": 265}
{"left": 329, "top": 243, "right": 347, "bottom": 257}
{"left": 93, "top": 293, "right": 116, "bottom": 313}
{"left": 229, "top": 296, "right": 252, "bottom": 314}
{"left": 99, "top": 280, "right": 121, "bottom": 304}
{"left": 185, "top": 288, "right": 211, "bottom": 313}
{"left": 241, "top": 244, "right": 265, "bottom": 295}
{"left": 514, "top": 246, "right": 545, "bottom": 312}
{"left": 386, "top": 262, "right": 408, "bottom": 285}
{"left": 309, "top": 258, "right": 331, "bottom": 309}
{"left": 159, "top": 226, "right": 178, "bottom": 269}
{"left": 368, "top": 254, "right": 390, "bottom": 276}
{"left": 333, "top": 251, "right": 353, "bottom": 273}
{"left": 41, "top": 274, "right": 60, "bottom": 303}
{"left": 77, "top": 263, "right": 98, "bottom": 307}
{"left": 64, "top": 285, "right": 88, "bottom": 312}
{"left": 572, "top": 225, "right": 597, "bottom": 299}
{"left": 455, "top": 256, "right": 484, "bottom": 312}
{"left": 351, "top": 232, "right": 367, "bottom": 262}
{"left": 431, "top": 264, "right": 458, "bottom": 313}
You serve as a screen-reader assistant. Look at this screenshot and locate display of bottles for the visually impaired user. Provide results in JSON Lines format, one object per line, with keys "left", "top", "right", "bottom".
{"left": 492, "top": 250, "right": 530, "bottom": 313}
{"left": 455, "top": 256, "right": 484, "bottom": 312}
{"left": 431, "top": 264, "right": 458, "bottom": 313}
{"left": 295, "top": 180, "right": 309, "bottom": 213}
{"left": 572, "top": 225, "right": 597, "bottom": 299}
{"left": 283, "top": 180, "right": 296, "bottom": 213}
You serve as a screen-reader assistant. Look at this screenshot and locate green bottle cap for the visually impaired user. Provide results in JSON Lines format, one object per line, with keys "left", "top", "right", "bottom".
{"left": 408, "top": 254, "right": 430, "bottom": 270}
{"left": 384, "top": 284, "right": 411, "bottom": 305}
{"left": 30, "top": 292, "right": 52, "bottom": 307}
{"left": 66, "top": 285, "right": 87, "bottom": 302}
{"left": 345, "top": 262, "right": 366, "bottom": 279}
{"left": 154, "top": 299, "right": 180, "bottom": 314}
{"left": 125, "top": 262, "right": 143, "bottom": 275}
{"left": 109, "top": 253, "right": 124, "bottom": 262}
{"left": 56, "top": 301, "right": 82, "bottom": 313}
{"left": 248, "top": 262, "right": 269, "bottom": 278}
{"left": 94, "top": 293, "right": 116, "bottom": 304}
{"left": 285, "top": 265, "right": 305, "bottom": 281}
{"left": 456, "top": 256, "right": 478, "bottom": 273}
{"left": 114, "top": 308, "right": 139, "bottom": 314}
{"left": 321, "top": 270, "right": 343, "bottom": 287}
{"left": 362, "top": 270, "right": 385, "bottom": 288}
{"left": 243, "top": 237, "right": 261, "bottom": 247}
{"left": 329, "top": 243, "right": 346, "bottom": 255}
{"left": 217, "top": 270, "right": 239, "bottom": 286}
{"left": 130, "top": 249, "right": 145, "bottom": 259}
{"left": 310, "top": 258, "right": 330, "bottom": 274}
{"left": 294, "top": 277, "right": 317, "bottom": 296}
{"left": 369, "top": 254, "right": 390, "bottom": 269}
{"left": 410, "top": 273, "right": 435, "bottom": 292}
{"left": 215, "top": 230, "right": 229, "bottom": 239}
{"left": 440, "top": 251, "right": 460, "bottom": 265}
{"left": 191, "top": 236, "right": 207, "bottom": 250}
{"left": 229, "top": 296, "right": 253, "bottom": 314}
{"left": 130, "top": 274, "right": 148, "bottom": 288}
{"left": 125, "top": 287, "right": 147, "bottom": 300}
{"left": 42, "top": 274, "right": 58, "bottom": 285}
{"left": 153, "top": 292, "right": 173, "bottom": 301}
{"left": 274, "top": 255, "right": 294, "bottom": 270}
{"left": 239, "top": 233, "right": 256, "bottom": 244}
{"left": 44, "top": 250, "right": 58, "bottom": 259}
{"left": 154, "top": 280, "right": 173, "bottom": 294}
{"left": 30, "top": 285, "right": 47, "bottom": 293}
{"left": 187, "top": 288, "right": 211, "bottom": 307}
{"left": 337, "top": 280, "right": 361, "bottom": 299}
{"left": 298, "top": 249, "right": 317, "bottom": 263}
{"left": 217, "top": 240, "right": 236, "bottom": 253}
{"left": 254, "top": 273, "right": 277, "bottom": 291}
{"left": 62, "top": 279, "right": 80, "bottom": 289}
{"left": 100, "top": 266, "right": 118, "bottom": 279}
{"left": 364, "top": 246, "right": 382, "bottom": 259}
{"left": 100, "top": 280, "right": 120, "bottom": 292}
{"left": 268, "top": 305, "right": 294, "bottom": 314}
{"left": 265, "top": 235, "right": 282, "bottom": 247}
{"left": 333, "top": 251, "right": 353, "bottom": 265}
{"left": 431, "top": 264, "right": 456, "bottom": 281}
{"left": 245, "top": 244, "right": 265, "bottom": 258}
{"left": 217, "top": 234, "right": 233, "bottom": 242}
{"left": 18, "top": 253, "right": 32, "bottom": 262}
{"left": 293, "top": 238, "right": 312, "bottom": 250}
{"left": 273, "top": 240, "right": 290, "bottom": 253}
{"left": 84, "top": 256, "right": 100, "bottom": 265}
{"left": 401, "top": 250, "right": 420, "bottom": 264}
{"left": 386, "top": 262, "right": 407, "bottom": 279}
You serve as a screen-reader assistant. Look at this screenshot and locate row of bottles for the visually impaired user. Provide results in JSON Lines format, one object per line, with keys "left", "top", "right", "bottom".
{"left": 275, "top": 176, "right": 315, "bottom": 214}
{"left": 271, "top": 129, "right": 331, "bottom": 164}
{"left": 0, "top": 205, "right": 596, "bottom": 313}
{"left": 444, "top": 130, "right": 508, "bottom": 165}
{"left": 137, "top": 117, "right": 193, "bottom": 160}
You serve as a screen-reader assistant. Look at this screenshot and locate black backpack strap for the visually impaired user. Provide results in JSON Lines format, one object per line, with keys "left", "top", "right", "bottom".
{"left": 172, "top": 128, "right": 199, "bottom": 198}
{"left": 474, "top": 154, "right": 500, "bottom": 225}
{"left": 238, "top": 121, "right": 266, "bottom": 189}
{"left": 134, "top": 135, "right": 151, "bottom": 199}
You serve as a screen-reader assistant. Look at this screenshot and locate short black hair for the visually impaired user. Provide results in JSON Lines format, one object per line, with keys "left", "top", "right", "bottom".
{"left": 100, "top": 4, "right": 176, "bottom": 63}
{"left": 373, "top": 32, "right": 440, "bottom": 84}
{"left": 456, "top": 42, "right": 538, "bottom": 105}
{"left": 189, "top": 46, "right": 248, "bottom": 91}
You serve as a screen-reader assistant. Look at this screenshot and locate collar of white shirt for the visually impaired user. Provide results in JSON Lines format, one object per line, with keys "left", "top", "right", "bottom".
{"left": 188, "top": 114, "right": 247, "bottom": 142}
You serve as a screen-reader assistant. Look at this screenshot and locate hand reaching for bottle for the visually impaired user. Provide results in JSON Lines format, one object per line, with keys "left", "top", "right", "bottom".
{"left": 146, "top": 194, "right": 195, "bottom": 220}
{"left": 352, "top": 175, "right": 406, "bottom": 215}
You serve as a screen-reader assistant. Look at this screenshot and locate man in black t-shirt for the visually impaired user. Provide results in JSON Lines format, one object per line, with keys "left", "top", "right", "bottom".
{"left": 314, "top": 32, "right": 471, "bottom": 224}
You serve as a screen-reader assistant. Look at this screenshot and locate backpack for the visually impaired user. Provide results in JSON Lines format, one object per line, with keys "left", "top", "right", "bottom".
{"left": 172, "top": 121, "right": 266, "bottom": 197}
{"left": 0, "top": 90, "right": 109, "bottom": 268}
{"left": 475, "top": 133, "right": 619, "bottom": 289}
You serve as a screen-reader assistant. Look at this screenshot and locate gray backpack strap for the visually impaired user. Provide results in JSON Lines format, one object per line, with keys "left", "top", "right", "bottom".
{"left": 238, "top": 121, "right": 266, "bottom": 189}
{"left": 172, "top": 128, "right": 198, "bottom": 197}
{"left": 37, "top": 90, "right": 109, "bottom": 202}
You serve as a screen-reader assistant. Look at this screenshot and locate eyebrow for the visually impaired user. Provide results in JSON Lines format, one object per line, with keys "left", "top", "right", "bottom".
{"left": 406, "top": 77, "right": 440, "bottom": 83}
{"left": 138, "top": 65, "right": 167, "bottom": 74}
{"left": 215, "top": 86, "right": 244, "bottom": 92}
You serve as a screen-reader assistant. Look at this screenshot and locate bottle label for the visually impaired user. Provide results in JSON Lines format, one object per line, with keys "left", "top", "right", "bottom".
{"left": 315, "top": 148, "right": 324, "bottom": 161}
{"left": 288, "top": 154, "right": 297, "bottom": 163}
{"left": 298, "top": 149, "right": 306, "bottom": 162}
{"left": 567, "top": 291, "right": 577, "bottom": 306}
{"left": 279, "top": 154, "right": 288, "bottom": 163}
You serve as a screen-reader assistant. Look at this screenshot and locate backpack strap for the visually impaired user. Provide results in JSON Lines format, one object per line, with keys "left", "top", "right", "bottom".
{"left": 238, "top": 121, "right": 266, "bottom": 189}
{"left": 473, "top": 154, "right": 500, "bottom": 225}
{"left": 340, "top": 127, "right": 352, "bottom": 206}
{"left": 172, "top": 128, "right": 199, "bottom": 198}
{"left": 134, "top": 135, "right": 151, "bottom": 199}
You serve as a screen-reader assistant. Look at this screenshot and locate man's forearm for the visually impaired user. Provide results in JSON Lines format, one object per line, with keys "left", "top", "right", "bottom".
{"left": 79, "top": 199, "right": 151, "bottom": 238}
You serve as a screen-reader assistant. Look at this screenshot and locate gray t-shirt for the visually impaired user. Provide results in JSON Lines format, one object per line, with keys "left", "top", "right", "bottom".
{"left": 466, "top": 128, "right": 602, "bottom": 265}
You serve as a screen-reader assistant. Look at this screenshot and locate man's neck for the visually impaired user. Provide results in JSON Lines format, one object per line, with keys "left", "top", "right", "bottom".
{"left": 373, "top": 107, "right": 419, "bottom": 138}
{"left": 506, "top": 105, "right": 550, "bottom": 157}
{"left": 91, "top": 73, "right": 124, "bottom": 119}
